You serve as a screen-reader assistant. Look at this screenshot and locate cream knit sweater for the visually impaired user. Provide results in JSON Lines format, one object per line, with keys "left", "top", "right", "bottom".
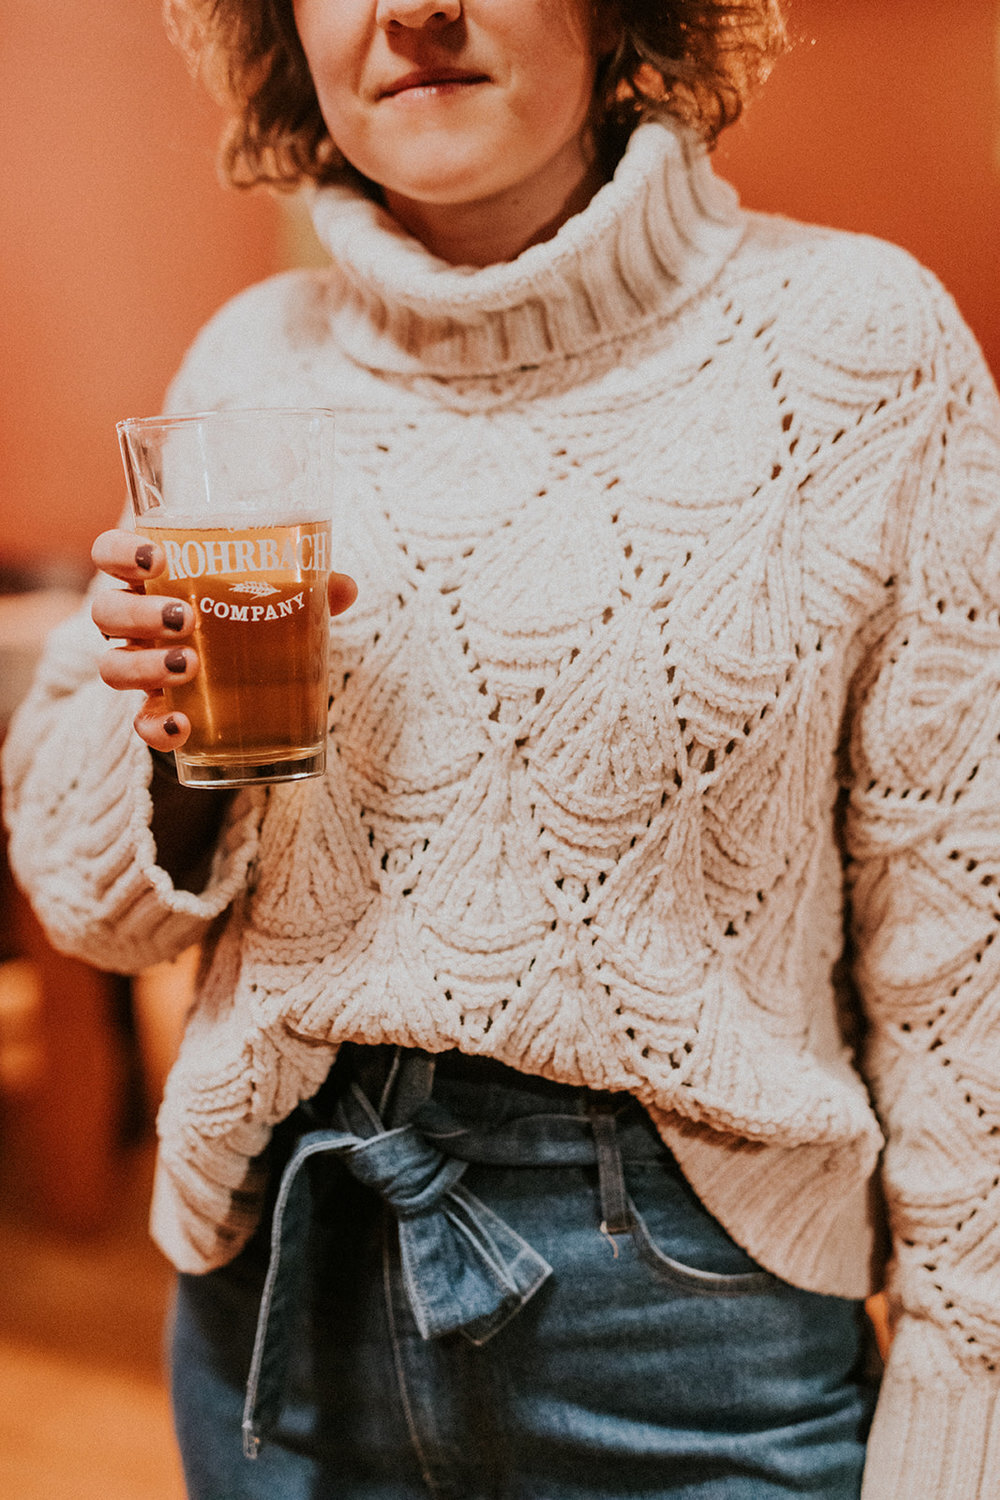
{"left": 5, "top": 123, "right": 1000, "bottom": 1497}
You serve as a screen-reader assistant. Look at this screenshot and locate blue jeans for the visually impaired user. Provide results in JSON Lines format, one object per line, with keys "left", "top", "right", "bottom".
{"left": 170, "top": 1048, "right": 877, "bottom": 1498}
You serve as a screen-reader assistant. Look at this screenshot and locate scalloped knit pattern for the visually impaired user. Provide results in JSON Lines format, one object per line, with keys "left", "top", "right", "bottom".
{"left": 5, "top": 123, "right": 1000, "bottom": 1496}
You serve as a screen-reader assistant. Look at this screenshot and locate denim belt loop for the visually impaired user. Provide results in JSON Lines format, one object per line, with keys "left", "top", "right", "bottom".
{"left": 241, "top": 1053, "right": 553, "bottom": 1460}
{"left": 386, "top": 1048, "right": 436, "bottom": 1128}
{"left": 587, "top": 1095, "right": 634, "bottom": 1239}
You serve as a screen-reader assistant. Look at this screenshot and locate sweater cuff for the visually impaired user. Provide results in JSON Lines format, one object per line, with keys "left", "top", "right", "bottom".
{"left": 862, "top": 1323, "right": 1000, "bottom": 1499}
{"left": 3, "top": 611, "right": 264, "bottom": 971}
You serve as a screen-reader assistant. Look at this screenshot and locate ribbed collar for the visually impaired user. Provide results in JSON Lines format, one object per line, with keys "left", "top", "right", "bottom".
{"left": 309, "top": 120, "right": 745, "bottom": 379}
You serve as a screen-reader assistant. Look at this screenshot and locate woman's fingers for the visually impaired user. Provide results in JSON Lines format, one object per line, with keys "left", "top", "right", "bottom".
{"left": 91, "top": 529, "right": 198, "bottom": 710}
{"left": 91, "top": 528, "right": 165, "bottom": 587}
{"left": 91, "top": 529, "right": 195, "bottom": 749}
{"left": 99, "top": 644, "right": 198, "bottom": 693}
{"left": 93, "top": 591, "right": 194, "bottom": 643}
{"left": 133, "top": 695, "right": 192, "bottom": 750}
{"left": 328, "top": 571, "right": 358, "bottom": 617}
{"left": 93, "top": 541, "right": 352, "bottom": 713}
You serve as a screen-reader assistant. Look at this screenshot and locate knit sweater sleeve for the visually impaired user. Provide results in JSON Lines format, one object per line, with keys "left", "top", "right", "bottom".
{"left": 1, "top": 583, "right": 263, "bottom": 973}
{"left": 0, "top": 299, "right": 282, "bottom": 973}
{"left": 846, "top": 276, "right": 1000, "bottom": 1498}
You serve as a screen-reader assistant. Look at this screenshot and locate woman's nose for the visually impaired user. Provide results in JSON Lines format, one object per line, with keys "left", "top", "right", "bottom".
{"left": 375, "top": 0, "right": 462, "bottom": 31}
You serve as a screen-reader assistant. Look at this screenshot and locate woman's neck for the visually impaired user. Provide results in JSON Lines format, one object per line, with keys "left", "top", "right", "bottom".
{"left": 381, "top": 137, "right": 609, "bottom": 268}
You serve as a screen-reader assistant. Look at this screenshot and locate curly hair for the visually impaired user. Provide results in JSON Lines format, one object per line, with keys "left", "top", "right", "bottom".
{"left": 164, "top": 0, "right": 788, "bottom": 191}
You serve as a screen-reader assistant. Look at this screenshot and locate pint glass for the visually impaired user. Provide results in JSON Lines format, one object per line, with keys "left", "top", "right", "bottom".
{"left": 117, "top": 409, "right": 335, "bottom": 789}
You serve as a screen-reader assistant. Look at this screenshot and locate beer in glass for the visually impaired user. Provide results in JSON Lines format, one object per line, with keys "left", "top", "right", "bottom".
{"left": 117, "top": 409, "right": 335, "bottom": 788}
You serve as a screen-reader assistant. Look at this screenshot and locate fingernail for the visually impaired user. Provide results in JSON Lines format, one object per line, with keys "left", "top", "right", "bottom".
{"left": 162, "top": 601, "right": 185, "bottom": 631}
{"left": 164, "top": 648, "right": 187, "bottom": 674}
{"left": 163, "top": 716, "right": 181, "bottom": 737}
{"left": 135, "top": 543, "right": 154, "bottom": 571}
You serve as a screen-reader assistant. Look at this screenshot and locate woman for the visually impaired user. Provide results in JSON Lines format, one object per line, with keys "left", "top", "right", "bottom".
{"left": 5, "top": 0, "right": 1000, "bottom": 1495}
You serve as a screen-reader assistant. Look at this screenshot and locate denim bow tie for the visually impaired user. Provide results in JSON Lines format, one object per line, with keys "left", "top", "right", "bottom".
{"left": 242, "top": 1081, "right": 552, "bottom": 1458}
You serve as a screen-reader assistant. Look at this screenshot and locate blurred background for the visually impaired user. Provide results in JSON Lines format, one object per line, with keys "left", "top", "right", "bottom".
{"left": 0, "top": 1, "right": 998, "bottom": 1495}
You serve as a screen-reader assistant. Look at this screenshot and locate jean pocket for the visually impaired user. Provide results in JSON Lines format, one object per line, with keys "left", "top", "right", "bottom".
{"left": 624, "top": 1162, "right": 775, "bottom": 1297}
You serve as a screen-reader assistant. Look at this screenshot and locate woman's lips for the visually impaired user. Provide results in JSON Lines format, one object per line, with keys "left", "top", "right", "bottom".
{"left": 380, "top": 70, "right": 489, "bottom": 99}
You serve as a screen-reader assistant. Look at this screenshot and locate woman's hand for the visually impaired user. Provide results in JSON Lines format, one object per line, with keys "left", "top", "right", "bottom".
{"left": 91, "top": 529, "right": 358, "bottom": 752}
{"left": 91, "top": 530, "right": 196, "bottom": 750}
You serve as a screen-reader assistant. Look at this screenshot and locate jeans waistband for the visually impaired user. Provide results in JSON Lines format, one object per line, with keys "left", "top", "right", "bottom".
{"left": 304, "top": 1043, "right": 670, "bottom": 1167}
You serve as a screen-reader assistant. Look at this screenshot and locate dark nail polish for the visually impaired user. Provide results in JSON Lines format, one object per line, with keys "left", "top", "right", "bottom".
{"left": 135, "top": 543, "right": 154, "bottom": 571}
{"left": 164, "top": 648, "right": 187, "bottom": 674}
{"left": 162, "top": 601, "right": 185, "bottom": 631}
{"left": 163, "top": 716, "right": 181, "bottom": 737}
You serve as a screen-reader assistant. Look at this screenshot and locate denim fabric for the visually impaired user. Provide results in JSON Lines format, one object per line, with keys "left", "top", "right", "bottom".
{"left": 170, "top": 1049, "right": 877, "bottom": 1499}
{"left": 240, "top": 1073, "right": 554, "bottom": 1458}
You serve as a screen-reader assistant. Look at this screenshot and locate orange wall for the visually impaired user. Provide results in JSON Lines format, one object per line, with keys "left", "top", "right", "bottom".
{"left": 1, "top": 1, "right": 998, "bottom": 575}
{"left": 0, "top": 3, "right": 279, "bottom": 576}
{"left": 716, "top": 0, "right": 1000, "bottom": 378}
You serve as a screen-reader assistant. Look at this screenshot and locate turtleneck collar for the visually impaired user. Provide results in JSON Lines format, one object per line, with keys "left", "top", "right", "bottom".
{"left": 308, "top": 120, "right": 744, "bottom": 380}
